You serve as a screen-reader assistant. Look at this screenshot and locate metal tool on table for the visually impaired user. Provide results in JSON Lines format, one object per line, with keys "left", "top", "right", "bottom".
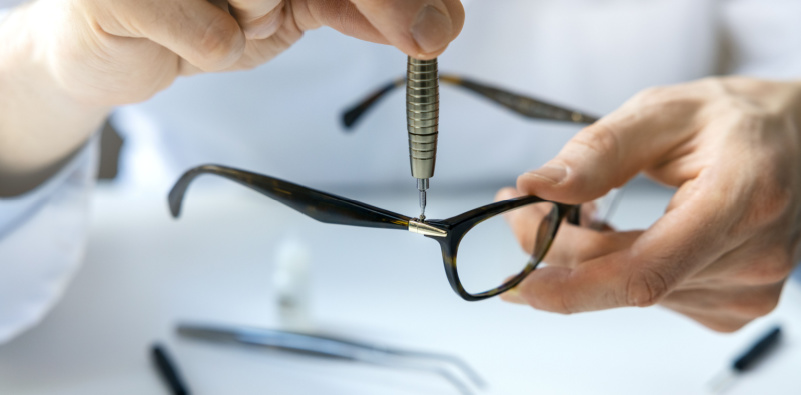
{"left": 406, "top": 56, "right": 439, "bottom": 220}
{"left": 177, "top": 322, "right": 485, "bottom": 395}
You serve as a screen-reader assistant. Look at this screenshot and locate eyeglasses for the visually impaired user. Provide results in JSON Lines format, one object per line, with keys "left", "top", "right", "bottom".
{"left": 341, "top": 73, "right": 600, "bottom": 129}
{"left": 168, "top": 164, "right": 581, "bottom": 301}
{"left": 170, "top": 76, "right": 598, "bottom": 300}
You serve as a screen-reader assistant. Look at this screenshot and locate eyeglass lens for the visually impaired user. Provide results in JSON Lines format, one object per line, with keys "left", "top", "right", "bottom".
{"left": 456, "top": 202, "right": 560, "bottom": 296}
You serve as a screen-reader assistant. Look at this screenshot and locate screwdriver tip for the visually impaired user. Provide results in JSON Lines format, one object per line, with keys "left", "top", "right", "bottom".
{"left": 417, "top": 179, "right": 429, "bottom": 220}
{"left": 419, "top": 190, "right": 427, "bottom": 219}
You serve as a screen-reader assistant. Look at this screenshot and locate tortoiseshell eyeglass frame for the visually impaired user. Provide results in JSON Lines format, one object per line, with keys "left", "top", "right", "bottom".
{"left": 342, "top": 74, "right": 600, "bottom": 129}
{"left": 169, "top": 164, "right": 581, "bottom": 301}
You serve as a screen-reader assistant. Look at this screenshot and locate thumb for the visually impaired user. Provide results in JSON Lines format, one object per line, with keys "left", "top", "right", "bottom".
{"left": 347, "top": 0, "right": 465, "bottom": 58}
{"left": 517, "top": 87, "right": 701, "bottom": 204}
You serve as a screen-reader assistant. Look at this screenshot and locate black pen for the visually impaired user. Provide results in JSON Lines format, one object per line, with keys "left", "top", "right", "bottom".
{"left": 708, "top": 325, "right": 782, "bottom": 393}
{"left": 151, "top": 343, "right": 191, "bottom": 395}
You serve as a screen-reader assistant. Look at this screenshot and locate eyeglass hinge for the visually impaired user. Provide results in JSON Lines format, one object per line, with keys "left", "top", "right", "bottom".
{"left": 408, "top": 219, "right": 447, "bottom": 238}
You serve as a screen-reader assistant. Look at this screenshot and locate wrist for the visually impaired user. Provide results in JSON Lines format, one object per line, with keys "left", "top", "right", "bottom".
{"left": 0, "top": 2, "right": 109, "bottom": 178}
{"left": 25, "top": 0, "right": 113, "bottom": 112}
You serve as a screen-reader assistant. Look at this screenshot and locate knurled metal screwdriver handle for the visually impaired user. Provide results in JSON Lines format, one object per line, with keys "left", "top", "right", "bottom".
{"left": 407, "top": 57, "right": 439, "bottom": 180}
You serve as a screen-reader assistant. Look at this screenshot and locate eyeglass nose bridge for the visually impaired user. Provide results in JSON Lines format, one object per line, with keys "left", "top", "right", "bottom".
{"left": 408, "top": 219, "right": 448, "bottom": 237}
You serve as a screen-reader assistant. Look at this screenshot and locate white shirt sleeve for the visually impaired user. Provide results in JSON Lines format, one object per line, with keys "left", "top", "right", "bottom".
{"left": 0, "top": 135, "right": 99, "bottom": 344}
{"left": 0, "top": 3, "right": 100, "bottom": 344}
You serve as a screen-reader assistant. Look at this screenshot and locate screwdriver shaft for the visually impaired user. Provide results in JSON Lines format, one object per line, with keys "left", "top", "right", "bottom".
{"left": 407, "top": 57, "right": 438, "bottom": 220}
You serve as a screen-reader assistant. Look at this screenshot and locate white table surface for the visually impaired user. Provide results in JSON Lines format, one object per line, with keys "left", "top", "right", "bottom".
{"left": 1, "top": 180, "right": 799, "bottom": 395}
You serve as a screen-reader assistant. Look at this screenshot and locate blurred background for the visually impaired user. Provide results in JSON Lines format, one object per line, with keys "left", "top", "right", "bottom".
{"left": 3, "top": 0, "right": 801, "bottom": 394}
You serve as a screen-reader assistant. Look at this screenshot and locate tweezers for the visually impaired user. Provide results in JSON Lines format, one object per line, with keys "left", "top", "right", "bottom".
{"left": 177, "top": 322, "right": 486, "bottom": 395}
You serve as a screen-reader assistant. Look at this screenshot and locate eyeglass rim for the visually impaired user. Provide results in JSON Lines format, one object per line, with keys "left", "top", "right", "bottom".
{"left": 425, "top": 201, "right": 578, "bottom": 301}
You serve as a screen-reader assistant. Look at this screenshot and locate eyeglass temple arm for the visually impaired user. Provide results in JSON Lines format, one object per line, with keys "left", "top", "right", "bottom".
{"left": 342, "top": 77, "right": 406, "bottom": 129}
{"left": 342, "top": 74, "right": 600, "bottom": 129}
{"left": 168, "top": 164, "right": 412, "bottom": 231}
{"left": 442, "top": 75, "right": 600, "bottom": 124}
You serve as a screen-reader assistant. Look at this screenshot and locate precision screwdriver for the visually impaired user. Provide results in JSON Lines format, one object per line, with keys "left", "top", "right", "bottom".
{"left": 406, "top": 56, "right": 439, "bottom": 220}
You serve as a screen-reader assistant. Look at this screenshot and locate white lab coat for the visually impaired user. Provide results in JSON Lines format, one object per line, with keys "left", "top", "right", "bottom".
{"left": 2, "top": 0, "right": 801, "bottom": 343}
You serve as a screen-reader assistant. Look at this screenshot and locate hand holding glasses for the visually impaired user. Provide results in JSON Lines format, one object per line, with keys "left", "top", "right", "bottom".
{"left": 169, "top": 75, "right": 599, "bottom": 300}
{"left": 169, "top": 164, "right": 579, "bottom": 300}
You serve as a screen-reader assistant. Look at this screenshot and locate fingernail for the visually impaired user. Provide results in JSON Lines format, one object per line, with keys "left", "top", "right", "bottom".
{"left": 500, "top": 288, "right": 527, "bottom": 304}
{"left": 527, "top": 164, "right": 567, "bottom": 185}
{"left": 411, "top": 4, "right": 453, "bottom": 55}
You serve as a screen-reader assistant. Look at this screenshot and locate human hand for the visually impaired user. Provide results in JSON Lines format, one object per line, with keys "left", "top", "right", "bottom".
{"left": 22, "top": 0, "right": 464, "bottom": 107}
{"left": 0, "top": 0, "right": 462, "bottom": 190}
{"left": 498, "top": 77, "right": 801, "bottom": 332}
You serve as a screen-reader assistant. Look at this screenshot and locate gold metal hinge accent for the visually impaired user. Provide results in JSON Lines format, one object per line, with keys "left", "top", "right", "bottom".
{"left": 408, "top": 220, "right": 447, "bottom": 237}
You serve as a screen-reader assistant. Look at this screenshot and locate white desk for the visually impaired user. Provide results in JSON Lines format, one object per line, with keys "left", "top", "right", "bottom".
{"left": 1, "top": 181, "right": 799, "bottom": 394}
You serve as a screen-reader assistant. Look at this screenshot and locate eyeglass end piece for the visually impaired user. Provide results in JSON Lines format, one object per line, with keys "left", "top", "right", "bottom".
{"left": 409, "top": 219, "right": 446, "bottom": 237}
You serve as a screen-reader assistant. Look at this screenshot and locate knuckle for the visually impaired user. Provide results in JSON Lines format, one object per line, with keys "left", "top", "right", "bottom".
{"left": 694, "top": 76, "right": 731, "bottom": 97}
{"left": 529, "top": 297, "right": 574, "bottom": 315}
{"left": 625, "top": 267, "right": 671, "bottom": 307}
{"left": 521, "top": 285, "right": 575, "bottom": 315}
{"left": 630, "top": 85, "right": 671, "bottom": 107}
{"left": 197, "top": 15, "right": 243, "bottom": 70}
{"left": 523, "top": 294, "right": 570, "bottom": 314}
{"left": 628, "top": 82, "right": 707, "bottom": 119}
{"left": 547, "top": 293, "right": 575, "bottom": 315}
{"left": 727, "top": 102, "right": 766, "bottom": 122}
{"left": 242, "top": 7, "right": 284, "bottom": 36}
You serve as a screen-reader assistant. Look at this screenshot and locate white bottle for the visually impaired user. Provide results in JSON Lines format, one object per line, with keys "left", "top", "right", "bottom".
{"left": 272, "top": 237, "right": 313, "bottom": 332}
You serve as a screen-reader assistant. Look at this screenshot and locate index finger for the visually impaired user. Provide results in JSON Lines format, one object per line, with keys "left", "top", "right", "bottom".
{"left": 234, "top": 0, "right": 464, "bottom": 57}
{"left": 103, "top": 0, "right": 247, "bottom": 72}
